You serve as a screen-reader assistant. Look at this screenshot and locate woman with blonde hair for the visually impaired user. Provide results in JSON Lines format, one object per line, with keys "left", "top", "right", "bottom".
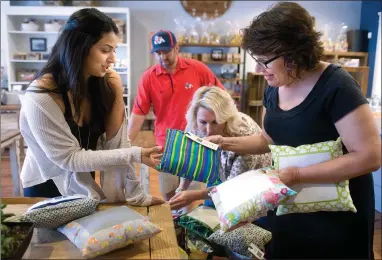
{"left": 169, "top": 86, "right": 271, "bottom": 209}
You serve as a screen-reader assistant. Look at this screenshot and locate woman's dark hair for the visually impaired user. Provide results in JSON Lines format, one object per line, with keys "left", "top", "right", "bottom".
{"left": 35, "top": 8, "right": 119, "bottom": 128}
{"left": 241, "top": 2, "right": 324, "bottom": 78}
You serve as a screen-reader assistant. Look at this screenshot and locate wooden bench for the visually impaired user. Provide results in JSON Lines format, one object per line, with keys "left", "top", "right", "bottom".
{"left": 1, "top": 197, "right": 180, "bottom": 259}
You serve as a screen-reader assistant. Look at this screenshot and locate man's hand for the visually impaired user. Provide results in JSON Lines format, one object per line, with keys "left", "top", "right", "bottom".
{"left": 141, "top": 146, "right": 162, "bottom": 169}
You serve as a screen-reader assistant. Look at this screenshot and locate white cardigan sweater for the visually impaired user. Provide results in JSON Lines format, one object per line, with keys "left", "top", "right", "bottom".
{"left": 19, "top": 90, "right": 152, "bottom": 206}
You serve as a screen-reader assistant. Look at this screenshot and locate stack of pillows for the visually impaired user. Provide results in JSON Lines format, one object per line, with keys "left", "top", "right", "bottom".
{"left": 175, "top": 137, "right": 356, "bottom": 258}
{"left": 21, "top": 195, "right": 162, "bottom": 258}
{"left": 22, "top": 136, "right": 356, "bottom": 259}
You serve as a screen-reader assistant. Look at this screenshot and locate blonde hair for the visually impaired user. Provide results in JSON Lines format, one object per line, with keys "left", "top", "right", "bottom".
{"left": 185, "top": 86, "right": 242, "bottom": 136}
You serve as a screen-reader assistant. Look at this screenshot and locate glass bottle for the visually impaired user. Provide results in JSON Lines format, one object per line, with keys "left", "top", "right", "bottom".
{"left": 335, "top": 24, "right": 348, "bottom": 52}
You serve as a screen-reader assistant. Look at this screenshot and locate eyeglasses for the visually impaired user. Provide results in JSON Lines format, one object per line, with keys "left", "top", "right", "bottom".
{"left": 250, "top": 53, "right": 285, "bottom": 69}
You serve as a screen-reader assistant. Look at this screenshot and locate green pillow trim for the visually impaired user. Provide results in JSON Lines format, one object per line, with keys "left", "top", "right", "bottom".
{"left": 269, "top": 137, "right": 357, "bottom": 215}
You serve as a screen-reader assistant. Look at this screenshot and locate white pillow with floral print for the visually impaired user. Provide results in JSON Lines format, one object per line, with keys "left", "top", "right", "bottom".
{"left": 58, "top": 206, "right": 162, "bottom": 258}
{"left": 269, "top": 137, "right": 357, "bottom": 216}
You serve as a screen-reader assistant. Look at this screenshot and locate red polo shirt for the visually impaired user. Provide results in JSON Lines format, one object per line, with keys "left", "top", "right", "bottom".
{"left": 132, "top": 57, "right": 224, "bottom": 147}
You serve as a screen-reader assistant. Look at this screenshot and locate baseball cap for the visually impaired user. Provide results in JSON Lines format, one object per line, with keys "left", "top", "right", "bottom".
{"left": 151, "top": 30, "right": 177, "bottom": 53}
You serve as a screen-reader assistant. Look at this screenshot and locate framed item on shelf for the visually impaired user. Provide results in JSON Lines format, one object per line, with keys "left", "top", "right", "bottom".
{"left": 42, "top": 53, "right": 50, "bottom": 60}
{"left": 30, "top": 38, "right": 47, "bottom": 52}
{"left": 211, "top": 49, "right": 224, "bottom": 61}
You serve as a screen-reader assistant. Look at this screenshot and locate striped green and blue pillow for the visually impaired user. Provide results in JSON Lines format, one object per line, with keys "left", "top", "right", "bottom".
{"left": 158, "top": 129, "right": 221, "bottom": 185}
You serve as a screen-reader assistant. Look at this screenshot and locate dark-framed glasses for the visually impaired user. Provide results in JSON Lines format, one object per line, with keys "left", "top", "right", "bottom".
{"left": 251, "top": 53, "right": 285, "bottom": 69}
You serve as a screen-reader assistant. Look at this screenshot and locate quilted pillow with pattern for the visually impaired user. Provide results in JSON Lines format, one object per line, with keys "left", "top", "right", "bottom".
{"left": 269, "top": 137, "right": 357, "bottom": 215}
{"left": 208, "top": 223, "right": 272, "bottom": 258}
{"left": 209, "top": 167, "right": 296, "bottom": 231}
{"left": 21, "top": 195, "right": 99, "bottom": 228}
{"left": 58, "top": 206, "right": 162, "bottom": 258}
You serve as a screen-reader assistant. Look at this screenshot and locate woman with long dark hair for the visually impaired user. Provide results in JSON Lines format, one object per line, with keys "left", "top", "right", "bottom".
{"left": 19, "top": 8, "right": 163, "bottom": 206}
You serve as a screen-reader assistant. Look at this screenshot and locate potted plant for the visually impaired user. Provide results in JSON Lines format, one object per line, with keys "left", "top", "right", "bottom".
{"left": 1, "top": 204, "right": 35, "bottom": 259}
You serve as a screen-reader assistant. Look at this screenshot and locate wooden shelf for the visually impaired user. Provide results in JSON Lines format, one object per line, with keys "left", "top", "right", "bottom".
{"left": 248, "top": 100, "right": 263, "bottom": 107}
{"left": 1, "top": 104, "right": 21, "bottom": 111}
{"left": 179, "top": 43, "right": 241, "bottom": 48}
{"left": 8, "top": 30, "right": 60, "bottom": 34}
{"left": 218, "top": 77, "right": 241, "bottom": 82}
{"left": 323, "top": 51, "right": 368, "bottom": 67}
{"left": 10, "top": 59, "right": 47, "bottom": 63}
{"left": 324, "top": 51, "right": 368, "bottom": 57}
{"left": 204, "top": 61, "right": 242, "bottom": 65}
{"left": 343, "top": 66, "right": 369, "bottom": 72}
{"left": 10, "top": 81, "right": 29, "bottom": 85}
{"left": 231, "top": 95, "right": 241, "bottom": 99}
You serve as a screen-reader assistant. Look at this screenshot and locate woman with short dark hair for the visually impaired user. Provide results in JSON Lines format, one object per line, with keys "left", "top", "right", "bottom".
{"left": 207, "top": 2, "right": 380, "bottom": 258}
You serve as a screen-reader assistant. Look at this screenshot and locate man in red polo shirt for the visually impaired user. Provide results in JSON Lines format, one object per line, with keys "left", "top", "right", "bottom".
{"left": 128, "top": 30, "right": 224, "bottom": 200}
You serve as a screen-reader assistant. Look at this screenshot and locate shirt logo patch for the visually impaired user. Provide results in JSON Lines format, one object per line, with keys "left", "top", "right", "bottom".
{"left": 154, "top": 36, "right": 166, "bottom": 45}
{"left": 185, "top": 82, "right": 193, "bottom": 89}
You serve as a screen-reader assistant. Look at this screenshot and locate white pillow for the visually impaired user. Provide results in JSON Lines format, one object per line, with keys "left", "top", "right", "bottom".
{"left": 269, "top": 137, "right": 357, "bottom": 216}
{"left": 58, "top": 206, "right": 162, "bottom": 258}
{"left": 209, "top": 168, "right": 296, "bottom": 231}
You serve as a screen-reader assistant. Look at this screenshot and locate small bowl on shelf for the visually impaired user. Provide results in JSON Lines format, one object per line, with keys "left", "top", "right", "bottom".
{"left": 21, "top": 19, "right": 39, "bottom": 31}
{"left": 44, "top": 21, "right": 63, "bottom": 32}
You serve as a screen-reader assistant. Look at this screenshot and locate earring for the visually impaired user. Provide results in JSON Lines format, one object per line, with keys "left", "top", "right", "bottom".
{"left": 286, "top": 61, "right": 295, "bottom": 71}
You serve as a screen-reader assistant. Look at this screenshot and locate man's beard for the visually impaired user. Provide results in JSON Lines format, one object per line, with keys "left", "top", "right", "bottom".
{"left": 161, "top": 59, "right": 174, "bottom": 69}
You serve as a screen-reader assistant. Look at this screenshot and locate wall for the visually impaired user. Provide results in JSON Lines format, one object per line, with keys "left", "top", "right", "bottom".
{"left": 360, "top": 0, "right": 382, "bottom": 97}
{"left": 96, "top": 1, "right": 362, "bottom": 99}
{"left": 4, "top": 1, "right": 363, "bottom": 99}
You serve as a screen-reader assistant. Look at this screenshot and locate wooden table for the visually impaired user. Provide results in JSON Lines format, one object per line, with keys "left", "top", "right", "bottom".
{"left": 1, "top": 197, "right": 180, "bottom": 259}
{"left": 1, "top": 129, "right": 23, "bottom": 196}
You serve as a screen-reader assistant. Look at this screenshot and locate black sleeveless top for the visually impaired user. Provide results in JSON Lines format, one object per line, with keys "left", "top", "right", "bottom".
{"left": 27, "top": 74, "right": 105, "bottom": 154}
{"left": 262, "top": 64, "right": 375, "bottom": 259}
{"left": 58, "top": 88, "right": 104, "bottom": 152}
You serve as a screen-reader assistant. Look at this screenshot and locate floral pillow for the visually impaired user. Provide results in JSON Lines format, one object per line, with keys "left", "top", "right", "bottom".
{"left": 58, "top": 206, "right": 162, "bottom": 258}
{"left": 269, "top": 137, "right": 357, "bottom": 216}
{"left": 208, "top": 223, "right": 272, "bottom": 258}
{"left": 209, "top": 167, "right": 296, "bottom": 231}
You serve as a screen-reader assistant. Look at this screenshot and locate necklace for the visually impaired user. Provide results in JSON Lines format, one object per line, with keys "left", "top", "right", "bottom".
{"left": 77, "top": 125, "right": 91, "bottom": 150}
